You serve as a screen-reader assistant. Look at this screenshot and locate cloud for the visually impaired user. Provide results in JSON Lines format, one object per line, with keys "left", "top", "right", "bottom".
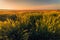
{"left": 5, "top": 0, "right": 60, "bottom": 5}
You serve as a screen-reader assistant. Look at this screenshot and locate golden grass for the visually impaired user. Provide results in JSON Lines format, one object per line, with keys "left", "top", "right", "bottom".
{"left": 0, "top": 10, "right": 60, "bottom": 40}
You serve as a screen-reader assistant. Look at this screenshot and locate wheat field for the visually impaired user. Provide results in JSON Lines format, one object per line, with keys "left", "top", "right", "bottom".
{"left": 0, "top": 10, "right": 60, "bottom": 40}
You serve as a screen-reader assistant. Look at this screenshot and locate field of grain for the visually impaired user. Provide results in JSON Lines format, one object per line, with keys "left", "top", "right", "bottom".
{"left": 0, "top": 10, "right": 60, "bottom": 40}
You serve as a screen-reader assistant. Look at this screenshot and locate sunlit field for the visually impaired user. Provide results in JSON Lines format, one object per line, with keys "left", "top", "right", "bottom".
{"left": 0, "top": 10, "right": 60, "bottom": 40}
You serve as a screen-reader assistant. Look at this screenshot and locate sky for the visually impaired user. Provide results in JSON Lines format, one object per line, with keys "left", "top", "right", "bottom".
{"left": 0, "top": 0, "right": 60, "bottom": 10}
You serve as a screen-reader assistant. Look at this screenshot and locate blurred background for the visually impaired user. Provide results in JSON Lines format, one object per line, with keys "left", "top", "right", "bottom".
{"left": 0, "top": 0, "right": 60, "bottom": 10}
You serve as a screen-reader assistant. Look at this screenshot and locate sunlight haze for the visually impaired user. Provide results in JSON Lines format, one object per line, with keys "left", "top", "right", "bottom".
{"left": 0, "top": 0, "right": 60, "bottom": 10}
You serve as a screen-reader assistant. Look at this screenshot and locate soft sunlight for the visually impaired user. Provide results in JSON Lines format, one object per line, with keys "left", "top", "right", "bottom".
{"left": 0, "top": 0, "right": 60, "bottom": 10}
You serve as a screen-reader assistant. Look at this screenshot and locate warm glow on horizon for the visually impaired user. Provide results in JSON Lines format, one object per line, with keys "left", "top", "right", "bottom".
{"left": 0, "top": 0, "right": 60, "bottom": 10}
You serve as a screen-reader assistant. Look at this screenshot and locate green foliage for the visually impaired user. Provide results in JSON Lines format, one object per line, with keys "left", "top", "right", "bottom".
{"left": 0, "top": 12, "right": 60, "bottom": 40}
